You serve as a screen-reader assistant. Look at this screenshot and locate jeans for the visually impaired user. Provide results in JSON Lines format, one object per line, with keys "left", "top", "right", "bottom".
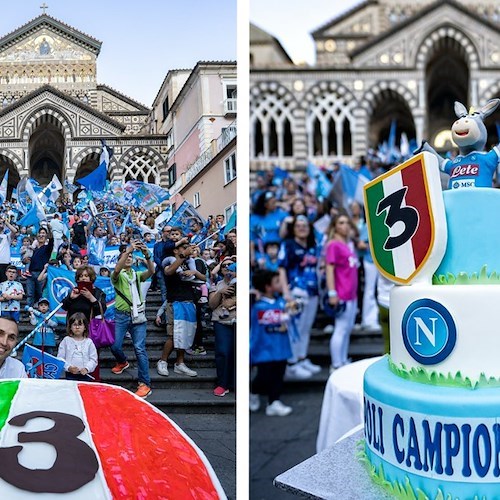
{"left": 214, "top": 321, "right": 236, "bottom": 390}
{"left": 110, "top": 310, "right": 150, "bottom": 386}
{"left": 26, "top": 271, "right": 44, "bottom": 307}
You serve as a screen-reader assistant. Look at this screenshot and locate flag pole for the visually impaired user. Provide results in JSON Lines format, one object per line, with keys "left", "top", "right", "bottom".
{"left": 192, "top": 226, "right": 225, "bottom": 248}
{"left": 12, "top": 302, "right": 64, "bottom": 357}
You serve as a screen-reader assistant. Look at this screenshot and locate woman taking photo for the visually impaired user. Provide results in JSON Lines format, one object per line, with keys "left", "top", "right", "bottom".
{"left": 208, "top": 259, "right": 236, "bottom": 397}
{"left": 278, "top": 215, "right": 321, "bottom": 380}
{"left": 325, "top": 212, "right": 359, "bottom": 371}
{"left": 62, "top": 265, "right": 107, "bottom": 321}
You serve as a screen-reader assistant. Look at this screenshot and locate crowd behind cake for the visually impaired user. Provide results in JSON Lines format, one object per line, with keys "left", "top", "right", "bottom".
{"left": 249, "top": 144, "right": 478, "bottom": 417}
{"left": 0, "top": 183, "right": 237, "bottom": 400}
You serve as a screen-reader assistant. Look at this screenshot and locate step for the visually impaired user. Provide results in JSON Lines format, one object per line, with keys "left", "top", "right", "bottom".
{"left": 100, "top": 366, "right": 219, "bottom": 390}
{"left": 146, "top": 389, "right": 235, "bottom": 414}
{"left": 99, "top": 350, "right": 217, "bottom": 369}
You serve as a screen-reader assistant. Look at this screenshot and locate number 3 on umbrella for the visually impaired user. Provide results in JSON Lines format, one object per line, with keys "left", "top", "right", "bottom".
{"left": 364, "top": 152, "right": 447, "bottom": 285}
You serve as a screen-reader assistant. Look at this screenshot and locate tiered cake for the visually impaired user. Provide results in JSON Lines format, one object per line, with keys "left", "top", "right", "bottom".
{"left": 363, "top": 152, "right": 500, "bottom": 499}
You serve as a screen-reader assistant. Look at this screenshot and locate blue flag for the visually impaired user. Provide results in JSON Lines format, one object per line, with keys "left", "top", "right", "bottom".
{"left": 224, "top": 210, "right": 236, "bottom": 235}
{"left": 77, "top": 141, "right": 112, "bottom": 191}
{"left": 46, "top": 265, "right": 116, "bottom": 324}
{"left": 22, "top": 344, "right": 65, "bottom": 379}
{"left": 17, "top": 200, "right": 46, "bottom": 232}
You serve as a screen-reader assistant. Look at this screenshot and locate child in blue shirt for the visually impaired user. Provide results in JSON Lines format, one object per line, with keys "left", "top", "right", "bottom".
{"left": 28, "top": 298, "right": 57, "bottom": 355}
{"left": 250, "top": 270, "right": 293, "bottom": 417}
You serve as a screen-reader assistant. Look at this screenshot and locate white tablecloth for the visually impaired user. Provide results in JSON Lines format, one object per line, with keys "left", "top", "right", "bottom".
{"left": 316, "top": 356, "right": 382, "bottom": 453}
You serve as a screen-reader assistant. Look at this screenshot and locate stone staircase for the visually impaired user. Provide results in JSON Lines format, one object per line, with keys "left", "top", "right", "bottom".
{"left": 15, "top": 288, "right": 235, "bottom": 415}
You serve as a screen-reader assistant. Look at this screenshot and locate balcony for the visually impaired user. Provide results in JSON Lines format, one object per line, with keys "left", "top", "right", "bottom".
{"left": 224, "top": 98, "right": 237, "bottom": 116}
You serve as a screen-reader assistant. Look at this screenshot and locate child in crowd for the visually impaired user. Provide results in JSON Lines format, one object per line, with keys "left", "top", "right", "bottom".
{"left": 28, "top": 298, "right": 57, "bottom": 355}
{"left": 57, "top": 312, "right": 97, "bottom": 381}
{"left": 257, "top": 242, "right": 280, "bottom": 272}
{"left": 100, "top": 267, "right": 111, "bottom": 277}
{"left": 250, "top": 270, "right": 293, "bottom": 417}
{"left": 0, "top": 265, "right": 24, "bottom": 322}
{"left": 20, "top": 236, "right": 34, "bottom": 276}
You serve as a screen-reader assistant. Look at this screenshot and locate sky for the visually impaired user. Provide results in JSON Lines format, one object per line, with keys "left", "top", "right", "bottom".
{"left": 250, "top": 0, "right": 362, "bottom": 65}
{"left": 0, "top": 0, "right": 237, "bottom": 107}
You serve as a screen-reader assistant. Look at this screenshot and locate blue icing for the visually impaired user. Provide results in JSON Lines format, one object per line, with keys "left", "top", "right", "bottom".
{"left": 436, "top": 188, "right": 500, "bottom": 278}
{"left": 364, "top": 358, "right": 500, "bottom": 418}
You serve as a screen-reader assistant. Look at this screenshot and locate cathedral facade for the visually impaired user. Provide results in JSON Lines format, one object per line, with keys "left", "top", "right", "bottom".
{"left": 250, "top": 0, "right": 500, "bottom": 171}
{"left": 0, "top": 14, "right": 168, "bottom": 192}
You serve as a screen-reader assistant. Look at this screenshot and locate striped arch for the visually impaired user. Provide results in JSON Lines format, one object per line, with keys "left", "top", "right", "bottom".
{"left": 480, "top": 81, "right": 500, "bottom": 104}
{"left": 0, "top": 148, "right": 23, "bottom": 174}
{"left": 20, "top": 106, "right": 74, "bottom": 142}
{"left": 304, "top": 81, "right": 358, "bottom": 157}
{"left": 415, "top": 25, "right": 479, "bottom": 71}
{"left": 250, "top": 81, "right": 298, "bottom": 158}
{"left": 361, "top": 81, "right": 417, "bottom": 113}
{"left": 120, "top": 146, "right": 166, "bottom": 185}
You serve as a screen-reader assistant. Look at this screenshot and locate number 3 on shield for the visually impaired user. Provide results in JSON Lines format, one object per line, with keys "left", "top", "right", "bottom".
{"left": 0, "top": 411, "right": 99, "bottom": 493}
{"left": 376, "top": 187, "right": 419, "bottom": 251}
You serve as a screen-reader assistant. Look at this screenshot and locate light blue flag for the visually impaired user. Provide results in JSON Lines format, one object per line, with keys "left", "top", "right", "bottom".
{"left": 22, "top": 344, "right": 65, "bottom": 379}
{"left": 224, "top": 210, "right": 236, "bottom": 235}
{"left": 17, "top": 200, "right": 46, "bottom": 232}
{"left": 165, "top": 200, "right": 206, "bottom": 236}
{"left": 0, "top": 170, "right": 8, "bottom": 204}
{"left": 339, "top": 164, "right": 370, "bottom": 206}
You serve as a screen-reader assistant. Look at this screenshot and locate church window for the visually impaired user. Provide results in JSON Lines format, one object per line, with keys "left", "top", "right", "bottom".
{"left": 123, "top": 152, "right": 161, "bottom": 185}
{"left": 250, "top": 85, "right": 295, "bottom": 159}
{"left": 307, "top": 87, "right": 355, "bottom": 158}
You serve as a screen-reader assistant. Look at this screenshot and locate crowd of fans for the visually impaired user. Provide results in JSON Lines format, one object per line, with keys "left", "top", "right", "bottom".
{"left": 250, "top": 160, "right": 388, "bottom": 417}
{"left": 0, "top": 192, "right": 237, "bottom": 399}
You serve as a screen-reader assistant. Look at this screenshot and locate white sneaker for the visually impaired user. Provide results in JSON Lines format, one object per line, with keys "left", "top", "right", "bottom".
{"left": 249, "top": 393, "right": 261, "bottom": 412}
{"left": 174, "top": 363, "right": 198, "bottom": 377}
{"left": 300, "top": 358, "right": 321, "bottom": 374}
{"left": 323, "top": 324, "right": 334, "bottom": 334}
{"left": 157, "top": 360, "right": 169, "bottom": 377}
{"left": 284, "top": 363, "right": 313, "bottom": 381}
{"left": 266, "top": 400, "right": 292, "bottom": 417}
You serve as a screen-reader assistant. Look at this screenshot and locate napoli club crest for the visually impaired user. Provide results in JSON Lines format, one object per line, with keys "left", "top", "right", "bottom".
{"left": 50, "top": 276, "right": 74, "bottom": 304}
{"left": 364, "top": 152, "right": 447, "bottom": 284}
{"left": 401, "top": 299, "right": 456, "bottom": 365}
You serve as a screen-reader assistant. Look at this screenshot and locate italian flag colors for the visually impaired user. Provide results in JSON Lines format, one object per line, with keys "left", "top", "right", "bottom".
{"left": 0, "top": 379, "right": 225, "bottom": 499}
{"left": 364, "top": 157, "right": 434, "bottom": 284}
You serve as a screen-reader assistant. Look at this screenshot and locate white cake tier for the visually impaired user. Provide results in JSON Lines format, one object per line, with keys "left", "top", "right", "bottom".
{"left": 390, "top": 284, "right": 500, "bottom": 383}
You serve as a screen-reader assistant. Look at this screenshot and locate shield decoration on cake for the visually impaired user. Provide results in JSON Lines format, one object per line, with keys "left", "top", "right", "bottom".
{"left": 363, "top": 152, "right": 447, "bottom": 285}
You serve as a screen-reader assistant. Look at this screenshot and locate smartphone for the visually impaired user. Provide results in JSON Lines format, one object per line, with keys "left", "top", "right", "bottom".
{"left": 77, "top": 281, "right": 94, "bottom": 292}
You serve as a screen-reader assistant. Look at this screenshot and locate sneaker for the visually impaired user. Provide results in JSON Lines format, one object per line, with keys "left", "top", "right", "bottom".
{"left": 156, "top": 359, "right": 169, "bottom": 377}
{"left": 125, "top": 332, "right": 132, "bottom": 339}
{"left": 323, "top": 324, "right": 334, "bottom": 334}
{"left": 266, "top": 400, "right": 292, "bottom": 417}
{"left": 198, "top": 297, "right": 208, "bottom": 304}
{"left": 174, "top": 363, "right": 198, "bottom": 377}
{"left": 135, "top": 383, "right": 152, "bottom": 398}
{"left": 186, "top": 347, "right": 207, "bottom": 356}
{"left": 284, "top": 363, "right": 313, "bottom": 381}
{"left": 249, "top": 393, "right": 261, "bottom": 412}
{"left": 300, "top": 358, "right": 321, "bottom": 374}
{"left": 111, "top": 361, "right": 129, "bottom": 374}
{"left": 213, "top": 386, "right": 229, "bottom": 397}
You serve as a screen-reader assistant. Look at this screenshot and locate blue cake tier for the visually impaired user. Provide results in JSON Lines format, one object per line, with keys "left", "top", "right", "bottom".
{"left": 435, "top": 188, "right": 500, "bottom": 279}
{"left": 364, "top": 357, "right": 500, "bottom": 499}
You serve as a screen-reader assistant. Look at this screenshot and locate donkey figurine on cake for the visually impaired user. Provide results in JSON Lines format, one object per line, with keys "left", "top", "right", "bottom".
{"left": 418, "top": 98, "right": 500, "bottom": 189}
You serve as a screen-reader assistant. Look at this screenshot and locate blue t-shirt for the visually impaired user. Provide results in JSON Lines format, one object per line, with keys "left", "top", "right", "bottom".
{"left": 278, "top": 239, "right": 320, "bottom": 296}
{"left": 443, "top": 148, "right": 500, "bottom": 189}
{"left": 250, "top": 296, "right": 292, "bottom": 364}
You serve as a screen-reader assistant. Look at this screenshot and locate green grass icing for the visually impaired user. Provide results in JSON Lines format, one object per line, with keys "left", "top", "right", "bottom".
{"left": 433, "top": 265, "right": 500, "bottom": 285}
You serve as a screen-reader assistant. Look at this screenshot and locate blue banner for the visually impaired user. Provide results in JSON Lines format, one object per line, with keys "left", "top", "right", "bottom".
{"left": 46, "top": 266, "right": 116, "bottom": 324}
{"left": 22, "top": 344, "right": 65, "bottom": 379}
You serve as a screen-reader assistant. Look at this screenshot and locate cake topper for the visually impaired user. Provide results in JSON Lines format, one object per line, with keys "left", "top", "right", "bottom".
{"left": 418, "top": 98, "right": 500, "bottom": 189}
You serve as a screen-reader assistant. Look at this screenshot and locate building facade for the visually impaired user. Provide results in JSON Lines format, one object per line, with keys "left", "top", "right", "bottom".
{"left": 150, "top": 62, "right": 237, "bottom": 219}
{"left": 250, "top": 0, "right": 500, "bottom": 171}
{"left": 0, "top": 13, "right": 169, "bottom": 194}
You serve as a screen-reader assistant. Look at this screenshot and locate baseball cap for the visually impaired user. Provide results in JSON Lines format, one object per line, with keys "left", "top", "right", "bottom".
{"left": 37, "top": 298, "right": 49, "bottom": 306}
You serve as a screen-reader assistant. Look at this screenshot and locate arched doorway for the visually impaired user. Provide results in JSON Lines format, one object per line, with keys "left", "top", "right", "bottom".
{"left": 0, "top": 157, "right": 20, "bottom": 199}
{"left": 425, "top": 36, "right": 469, "bottom": 151}
{"left": 368, "top": 89, "right": 416, "bottom": 149}
{"left": 28, "top": 116, "right": 65, "bottom": 185}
